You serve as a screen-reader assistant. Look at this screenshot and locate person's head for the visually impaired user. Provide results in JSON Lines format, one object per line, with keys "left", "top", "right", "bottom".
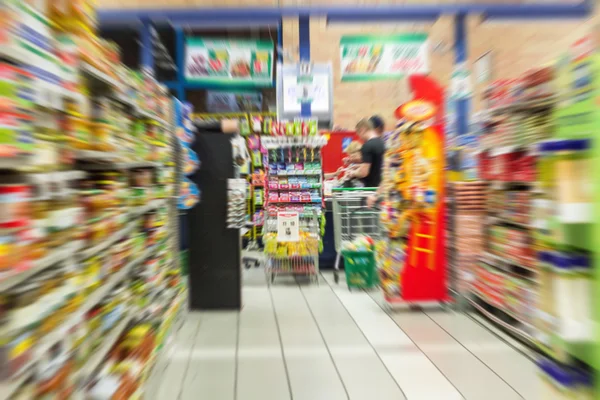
{"left": 344, "top": 141, "right": 362, "bottom": 157}
{"left": 369, "top": 115, "right": 385, "bottom": 136}
{"left": 355, "top": 118, "right": 374, "bottom": 140}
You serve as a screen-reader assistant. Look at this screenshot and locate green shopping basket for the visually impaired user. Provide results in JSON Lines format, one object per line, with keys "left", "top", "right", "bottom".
{"left": 341, "top": 249, "right": 378, "bottom": 289}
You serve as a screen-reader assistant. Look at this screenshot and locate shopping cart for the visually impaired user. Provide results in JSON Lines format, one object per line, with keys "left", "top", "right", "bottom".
{"left": 264, "top": 211, "right": 321, "bottom": 285}
{"left": 332, "top": 187, "right": 382, "bottom": 286}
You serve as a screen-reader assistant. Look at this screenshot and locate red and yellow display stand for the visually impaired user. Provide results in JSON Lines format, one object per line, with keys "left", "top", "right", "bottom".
{"left": 380, "top": 75, "right": 449, "bottom": 303}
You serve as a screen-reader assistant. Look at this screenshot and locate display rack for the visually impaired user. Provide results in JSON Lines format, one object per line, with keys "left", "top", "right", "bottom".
{"left": 378, "top": 76, "right": 448, "bottom": 305}
{"left": 0, "top": 1, "right": 185, "bottom": 398}
{"left": 262, "top": 129, "right": 326, "bottom": 284}
{"left": 475, "top": 32, "right": 598, "bottom": 397}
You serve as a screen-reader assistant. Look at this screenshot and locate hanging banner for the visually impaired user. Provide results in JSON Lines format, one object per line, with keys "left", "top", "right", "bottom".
{"left": 185, "top": 38, "right": 274, "bottom": 86}
{"left": 340, "top": 34, "right": 429, "bottom": 81}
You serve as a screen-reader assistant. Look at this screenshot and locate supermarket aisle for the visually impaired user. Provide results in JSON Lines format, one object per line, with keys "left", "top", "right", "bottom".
{"left": 153, "top": 272, "right": 536, "bottom": 400}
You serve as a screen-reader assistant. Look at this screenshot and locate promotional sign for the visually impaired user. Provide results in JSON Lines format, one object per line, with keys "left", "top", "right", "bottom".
{"left": 206, "top": 91, "right": 263, "bottom": 112}
{"left": 277, "top": 212, "right": 299, "bottom": 242}
{"left": 340, "top": 34, "right": 429, "bottom": 81}
{"left": 282, "top": 73, "right": 330, "bottom": 113}
{"left": 450, "top": 62, "right": 472, "bottom": 100}
{"left": 185, "top": 38, "right": 273, "bottom": 86}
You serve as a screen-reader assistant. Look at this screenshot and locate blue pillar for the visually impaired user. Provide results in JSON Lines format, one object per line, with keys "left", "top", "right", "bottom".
{"left": 277, "top": 19, "right": 283, "bottom": 63}
{"left": 299, "top": 15, "right": 311, "bottom": 117}
{"left": 454, "top": 13, "right": 469, "bottom": 136}
{"left": 175, "top": 26, "right": 186, "bottom": 101}
{"left": 140, "top": 19, "right": 154, "bottom": 72}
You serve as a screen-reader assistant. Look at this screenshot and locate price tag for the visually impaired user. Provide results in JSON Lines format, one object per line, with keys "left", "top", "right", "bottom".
{"left": 277, "top": 211, "right": 299, "bottom": 242}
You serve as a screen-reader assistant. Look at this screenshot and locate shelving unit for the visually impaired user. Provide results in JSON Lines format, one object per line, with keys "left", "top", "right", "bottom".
{"left": 476, "top": 34, "right": 598, "bottom": 396}
{"left": 0, "top": 1, "right": 185, "bottom": 398}
{"left": 262, "top": 131, "right": 326, "bottom": 284}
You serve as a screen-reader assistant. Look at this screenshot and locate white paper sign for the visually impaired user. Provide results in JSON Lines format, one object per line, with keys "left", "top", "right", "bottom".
{"left": 277, "top": 212, "right": 300, "bottom": 242}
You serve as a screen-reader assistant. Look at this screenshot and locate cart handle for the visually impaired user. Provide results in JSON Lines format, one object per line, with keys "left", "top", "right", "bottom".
{"left": 332, "top": 187, "right": 378, "bottom": 192}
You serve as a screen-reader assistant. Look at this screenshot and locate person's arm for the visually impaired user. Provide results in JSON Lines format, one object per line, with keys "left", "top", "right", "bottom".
{"left": 350, "top": 144, "right": 372, "bottom": 179}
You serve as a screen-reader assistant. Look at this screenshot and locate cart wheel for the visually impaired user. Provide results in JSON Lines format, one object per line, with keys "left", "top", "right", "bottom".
{"left": 334, "top": 271, "right": 339, "bottom": 284}
{"left": 244, "top": 262, "right": 251, "bottom": 269}
{"left": 254, "top": 261, "right": 260, "bottom": 268}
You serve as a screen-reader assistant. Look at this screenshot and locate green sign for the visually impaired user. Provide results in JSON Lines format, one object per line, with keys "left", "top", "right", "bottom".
{"left": 185, "top": 38, "right": 273, "bottom": 86}
{"left": 340, "top": 34, "right": 429, "bottom": 82}
{"left": 554, "top": 35, "right": 597, "bottom": 139}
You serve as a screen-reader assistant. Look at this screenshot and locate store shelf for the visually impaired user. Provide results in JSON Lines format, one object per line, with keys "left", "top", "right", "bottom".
{"left": 82, "top": 160, "right": 162, "bottom": 171}
{"left": 26, "top": 170, "right": 87, "bottom": 184}
{"left": 0, "top": 241, "right": 84, "bottom": 292}
{"left": 78, "top": 222, "right": 135, "bottom": 260}
{"left": 130, "top": 199, "right": 167, "bottom": 218}
{"left": 75, "top": 150, "right": 123, "bottom": 163}
{"left": 489, "top": 97, "right": 557, "bottom": 115}
{"left": 273, "top": 171, "right": 322, "bottom": 176}
{"left": 82, "top": 62, "right": 124, "bottom": 91}
{"left": 268, "top": 200, "right": 322, "bottom": 204}
{"left": 0, "top": 247, "right": 154, "bottom": 399}
{"left": 467, "top": 295, "right": 536, "bottom": 347}
{"left": 77, "top": 311, "right": 135, "bottom": 381}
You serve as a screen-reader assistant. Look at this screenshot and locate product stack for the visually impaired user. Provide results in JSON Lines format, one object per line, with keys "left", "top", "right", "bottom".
{"left": 472, "top": 66, "right": 551, "bottom": 345}
{"left": 0, "top": 1, "right": 185, "bottom": 399}
{"left": 261, "top": 120, "right": 326, "bottom": 284}
{"left": 450, "top": 182, "right": 486, "bottom": 295}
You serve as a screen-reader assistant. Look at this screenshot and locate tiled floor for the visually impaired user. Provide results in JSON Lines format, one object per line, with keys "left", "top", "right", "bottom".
{"left": 153, "top": 271, "right": 537, "bottom": 400}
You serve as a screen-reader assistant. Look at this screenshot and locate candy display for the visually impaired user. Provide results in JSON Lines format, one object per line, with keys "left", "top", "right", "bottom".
{"left": 448, "top": 182, "right": 486, "bottom": 295}
{"left": 376, "top": 83, "right": 447, "bottom": 304}
{"left": 0, "top": 1, "right": 185, "bottom": 398}
{"left": 262, "top": 122, "right": 326, "bottom": 283}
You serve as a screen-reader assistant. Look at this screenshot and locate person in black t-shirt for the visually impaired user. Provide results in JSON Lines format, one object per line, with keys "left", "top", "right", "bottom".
{"left": 347, "top": 118, "right": 385, "bottom": 188}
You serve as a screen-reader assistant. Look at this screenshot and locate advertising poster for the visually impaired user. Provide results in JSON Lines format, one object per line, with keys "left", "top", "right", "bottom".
{"left": 340, "top": 34, "right": 429, "bottom": 81}
{"left": 185, "top": 38, "right": 274, "bottom": 86}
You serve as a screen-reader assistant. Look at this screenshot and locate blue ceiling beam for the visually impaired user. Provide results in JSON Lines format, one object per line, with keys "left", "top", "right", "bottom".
{"left": 98, "top": 2, "right": 591, "bottom": 26}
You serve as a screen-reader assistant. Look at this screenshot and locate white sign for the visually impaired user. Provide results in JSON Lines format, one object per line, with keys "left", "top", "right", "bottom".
{"left": 277, "top": 212, "right": 300, "bottom": 242}
{"left": 282, "top": 73, "right": 330, "bottom": 113}
{"left": 450, "top": 62, "right": 472, "bottom": 100}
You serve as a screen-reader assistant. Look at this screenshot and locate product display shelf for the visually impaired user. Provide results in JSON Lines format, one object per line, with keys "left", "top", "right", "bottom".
{"left": 263, "top": 131, "right": 325, "bottom": 284}
{"left": 0, "top": 241, "right": 83, "bottom": 292}
{"left": 75, "top": 311, "right": 136, "bottom": 381}
{"left": 475, "top": 95, "right": 551, "bottom": 349}
{"left": 1, "top": 1, "right": 183, "bottom": 398}
{"left": 0, "top": 243, "right": 159, "bottom": 400}
{"left": 466, "top": 295, "right": 537, "bottom": 347}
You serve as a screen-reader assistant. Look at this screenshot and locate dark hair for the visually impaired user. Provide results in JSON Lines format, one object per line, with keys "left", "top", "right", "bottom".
{"left": 369, "top": 115, "right": 385, "bottom": 131}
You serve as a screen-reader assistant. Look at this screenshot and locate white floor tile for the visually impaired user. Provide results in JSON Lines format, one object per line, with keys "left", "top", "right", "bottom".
{"left": 237, "top": 357, "right": 291, "bottom": 400}
{"left": 154, "top": 272, "right": 537, "bottom": 400}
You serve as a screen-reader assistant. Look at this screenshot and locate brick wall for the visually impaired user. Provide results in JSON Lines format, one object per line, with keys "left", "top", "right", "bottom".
{"left": 309, "top": 16, "right": 455, "bottom": 129}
